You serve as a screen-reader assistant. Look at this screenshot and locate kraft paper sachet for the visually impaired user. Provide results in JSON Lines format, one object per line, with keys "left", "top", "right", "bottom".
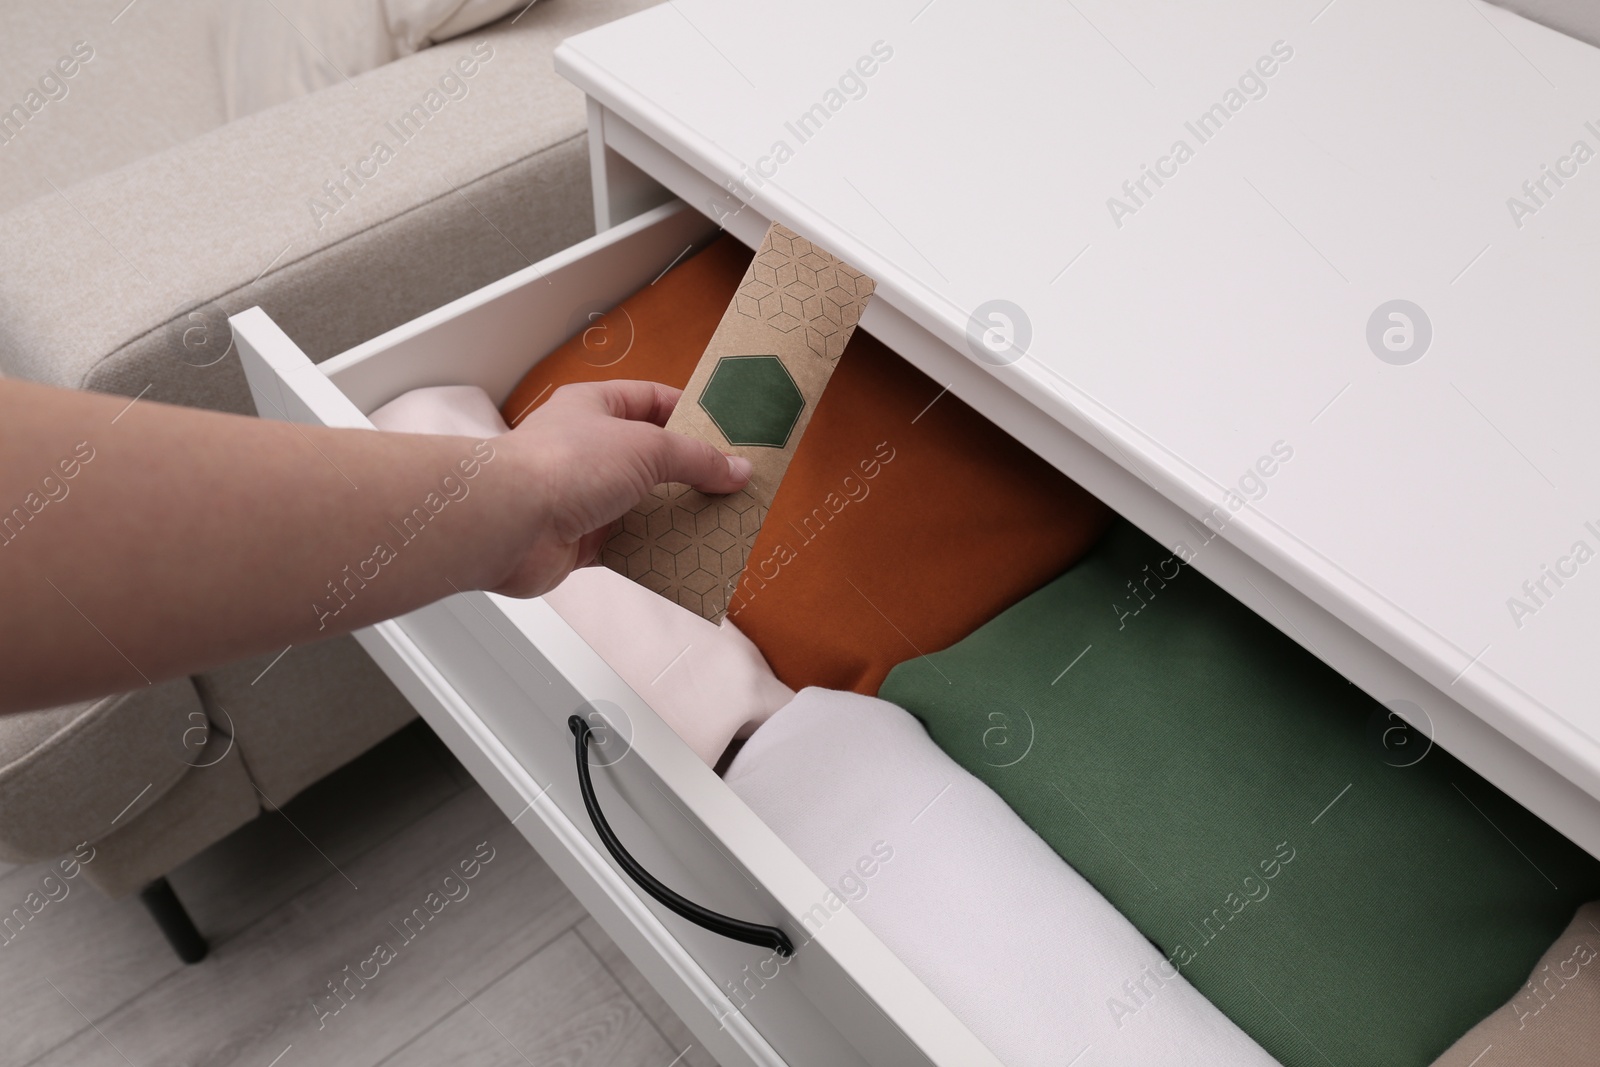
{"left": 602, "top": 222, "right": 875, "bottom": 621}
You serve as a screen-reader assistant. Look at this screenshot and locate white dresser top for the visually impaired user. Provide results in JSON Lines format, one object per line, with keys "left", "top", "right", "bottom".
{"left": 557, "top": 2, "right": 1600, "bottom": 799}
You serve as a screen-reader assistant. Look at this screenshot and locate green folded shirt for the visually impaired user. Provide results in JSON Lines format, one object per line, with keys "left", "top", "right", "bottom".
{"left": 879, "top": 519, "right": 1600, "bottom": 1067}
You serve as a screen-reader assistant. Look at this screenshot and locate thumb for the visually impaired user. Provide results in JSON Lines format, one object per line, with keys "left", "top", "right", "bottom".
{"left": 642, "top": 426, "right": 753, "bottom": 495}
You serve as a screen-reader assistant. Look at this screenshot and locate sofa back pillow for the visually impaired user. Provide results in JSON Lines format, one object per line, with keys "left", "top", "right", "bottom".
{"left": 213, "top": 0, "right": 528, "bottom": 120}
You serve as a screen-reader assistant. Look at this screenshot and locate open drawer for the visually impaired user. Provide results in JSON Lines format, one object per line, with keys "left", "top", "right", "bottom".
{"left": 233, "top": 200, "right": 1005, "bottom": 1067}
{"left": 234, "top": 194, "right": 1600, "bottom": 1066}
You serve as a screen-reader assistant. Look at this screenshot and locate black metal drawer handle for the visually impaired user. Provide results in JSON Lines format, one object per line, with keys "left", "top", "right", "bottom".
{"left": 568, "top": 715, "right": 794, "bottom": 958}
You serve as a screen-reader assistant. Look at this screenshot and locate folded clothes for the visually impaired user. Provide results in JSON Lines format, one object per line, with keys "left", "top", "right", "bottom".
{"left": 1431, "top": 902, "right": 1600, "bottom": 1067}
{"left": 727, "top": 319, "right": 1109, "bottom": 696}
{"left": 725, "top": 687, "right": 1281, "bottom": 1067}
{"left": 500, "top": 234, "right": 1111, "bottom": 695}
{"left": 878, "top": 518, "right": 1600, "bottom": 1067}
{"left": 368, "top": 384, "right": 510, "bottom": 438}
{"left": 599, "top": 222, "right": 876, "bottom": 624}
{"left": 542, "top": 566, "right": 793, "bottom": 765}
{"left": 367, "top": 381, "right": 789, "bottom": 765}
{"left": 500, "top": 235, "right": 749, "bottom": 427}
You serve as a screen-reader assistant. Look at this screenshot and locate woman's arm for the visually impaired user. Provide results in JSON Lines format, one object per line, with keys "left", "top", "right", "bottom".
{"left": 0, "top": 376, "right": 750, "bottom": 713}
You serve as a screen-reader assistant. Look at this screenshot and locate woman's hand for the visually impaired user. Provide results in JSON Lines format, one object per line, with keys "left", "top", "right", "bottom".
{"left": 0, "top": 376, "right": 749, "bottom": 711}
{"left": 486, "top": 379, "right": 752, "bottom": 598}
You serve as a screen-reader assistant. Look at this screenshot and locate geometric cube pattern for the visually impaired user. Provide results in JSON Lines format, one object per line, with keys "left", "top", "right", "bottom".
{"left": 599, "top": 481, "right": 767, "bottom": 621}
{"left": 733, "top": 227, "right": 873, "bottom": 363}
{"left": 603, "top": 222, "right": 875, "bottom": 622}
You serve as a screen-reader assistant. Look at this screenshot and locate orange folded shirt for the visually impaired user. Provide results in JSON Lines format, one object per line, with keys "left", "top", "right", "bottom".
{"left": 501, "top": 236, "right": 747, "bottom": 423}
{"left": 503, "top": 234, "right": 1111, "bottom": 694}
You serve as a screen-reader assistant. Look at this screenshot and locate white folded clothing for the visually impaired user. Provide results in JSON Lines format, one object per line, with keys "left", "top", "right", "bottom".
{"left": 366, "top": 384, "right": 791, "bottom": 765}
{"left": 724, "top": 687, "right": 1281, "bottom": 1067}
{"left": 368, "top": 384, "right": 510, "bottom": 438}
{"left": 543, "top": 566, "right": 794, "bottom": 766}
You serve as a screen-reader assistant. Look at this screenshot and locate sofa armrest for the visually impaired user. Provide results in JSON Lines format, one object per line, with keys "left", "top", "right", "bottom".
{"left": 0, "top": 0, "right": 654, "bottom": 414}
{"left": 0, "top": 677, "right": 202, "bottom": 862}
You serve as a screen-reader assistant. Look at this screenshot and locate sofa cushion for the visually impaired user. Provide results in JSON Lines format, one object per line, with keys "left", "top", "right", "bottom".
{"left": 78, "top": 733, "right": 259, "bottom": 899}
{"left": 195, "top": 634, "right": 415, "bottom": 805}
{"left": 0, "top": 677, "right": 204, "bottom": 862}
{"left": 0, "top": 0, "right": 230, "bottom": 215}
{"left": 0, "top": 0, "right": 654, "bottom": 421}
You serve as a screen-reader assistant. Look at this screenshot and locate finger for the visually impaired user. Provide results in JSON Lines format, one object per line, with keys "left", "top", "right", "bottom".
{"left": 574, "top": 523, "right": 613, "bottom": 568}
{"left": 639, "top": 425, "right": 752, "bottom": 495}
{"left": 642, "top": 382, "right": 684, "bottom": 428}
{"left": 577, "top": 379, "right": 683, "bottom": 427}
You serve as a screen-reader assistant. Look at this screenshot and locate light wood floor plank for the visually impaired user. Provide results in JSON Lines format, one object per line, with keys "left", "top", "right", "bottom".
{"left": 4, "top": 723, "right": 465, "bottom": 1065}
{"left": 14, "top": 722, "right": 715, "bottom": 1067}
{"left": 0, "top": 862, "right": 180, "bottom": 1065}
{"left": 383, "top": 930, "right": 675, "bottom": 1067}
{"left": 576, "top": 917, "right": 718, "bottom": 1067}
{"left": 168, "top": 721, "right": 465, "bottom": 945}
{"left": 29, "top": 786, "right": 583, "bottom": 1067}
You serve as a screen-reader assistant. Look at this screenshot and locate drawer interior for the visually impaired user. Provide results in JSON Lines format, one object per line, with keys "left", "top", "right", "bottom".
{"left": 240, "top": 193, "right": 1600, "bottom": 1067}
{"left": 317, "top": 202, "right": 722, "bottom": 414}
{"left": 241, "top": 199, "right": 1005, "bottom": 1067}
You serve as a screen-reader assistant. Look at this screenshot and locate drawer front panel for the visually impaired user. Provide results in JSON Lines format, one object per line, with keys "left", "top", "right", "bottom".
{"left": 395, "top": 598, "right": 882, "bottom": 1067}
{"left": 233, "top": 200, "right": 1005, "bottom": 1067}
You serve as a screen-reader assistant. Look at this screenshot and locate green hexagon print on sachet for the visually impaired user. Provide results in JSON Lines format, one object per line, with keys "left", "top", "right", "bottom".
{"left": 698, "top": 355, "right": 805, "bottom": 448}
{"left": 602, "top": 222, "right": 875, "bottom": 622}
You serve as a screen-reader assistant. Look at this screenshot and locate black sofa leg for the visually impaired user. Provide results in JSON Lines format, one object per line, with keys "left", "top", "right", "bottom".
{"left": 138, "top": 877, "right": 208, "bottom": 963}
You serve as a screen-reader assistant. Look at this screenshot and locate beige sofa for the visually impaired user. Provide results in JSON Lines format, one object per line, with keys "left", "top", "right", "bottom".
{"left": 0, "top": 0, "right": 650, "bottom": 959}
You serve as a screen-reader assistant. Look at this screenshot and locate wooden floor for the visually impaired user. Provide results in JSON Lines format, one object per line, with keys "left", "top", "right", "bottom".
{"left": 1, "top": 721, "right": 719, "bottom": 1067}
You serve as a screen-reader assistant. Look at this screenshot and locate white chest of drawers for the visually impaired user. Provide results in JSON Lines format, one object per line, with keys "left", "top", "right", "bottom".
{"left": 234, "top": 2, "right": 1600, "bottom": 1064}
{"left": 552, "top": 0, "right": 1600, "bottom": 860}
